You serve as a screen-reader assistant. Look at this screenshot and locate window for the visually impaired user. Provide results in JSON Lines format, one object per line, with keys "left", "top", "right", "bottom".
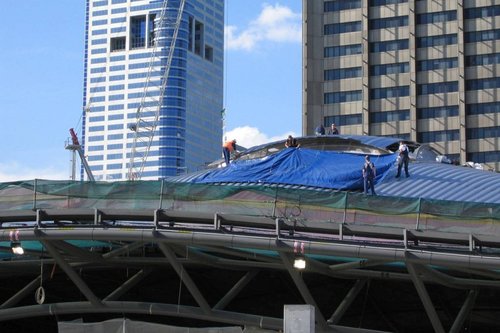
{"left": 107, "top": 153, "right": 123, "bottom": 159}
{"left": 107, "top": 144, "right": 123, "bottom": 150}
{"left": 108, "top": 114, "right": 124, "bottom": 120}
{"left": 370, "top": 39, "right": 408, "bottom": 52}
{"left": 108, "top": 124, "right": 124, "bottom": 130}
{"left": 108, "top": 134, "right": 123, "bottom": 140}
{"left": 88, "top": 135, "right": 104, "bottom": 142}
{"left": 107, "top": 163, "right": 123, "bottom": 170}
{"left": 109, "top": 94, "right": 125, "bottom": 101}
{"left": 418, "top": 130, "right": 459, "bottom": 143}
{"left": 92, "top": 39, "right": 107, "bottom": 46}
{"left": 324, "top": 90, "right": 362, "bottom": 104}
{"left": 466, "top": 53, "right": 500, "bottom": 66}
{"left": 417, "top": 34, "right": 457, "bottom": 48}
{"left": 188, "top": 16, "right": 194, "bottom": 52}
{"left": 370, "top": 110, "right": 409, "bottom": 123}
{"left": 88, "top": 155, "right": 103, "bottom": 161}
{"left": 205, "top": 45, "right": 214, "bottom": 62}
{"left": 417, "top": 82, "right": 458, "bottom": 95}
{"left": 324, "top": 67, "right": 362, "bottom": 80}
{"left": 466, "top": 77, "right": 500, "bottom": 91}
{"left": 417, "top": 57, "right": 458, "bottom": 71}
{"left": 324, "top": 21, "right": 362, "bottom": 35}
{"left": 324, "top": 0, "right": 361, "bottom": 12}
{"left": 417, "top": 10, "right": 457, "bottom": 24}
{"left": 465, "top": 29, "right": 500, "bottom": 43}
{"left": 370, "top": 86, "right": 409, "bottom": 99}
{"left": 324, "top": 114, "right": 362, "bottom": 126}
{"left": 467, "top": 151, "right": 500, "bottom": 163}
{"left": 370, "top": 0, "right": 407, "bottom": 5}
{"left": 467, "top": 126, "right": 500, "bottom": 140}
{"left": 324, "top": 44, "right": 362, "bottom": 57}
{"left": 418, "top": 105, "right": 458, "bottom": 119}
{"left": 370, "top": 62, "right": 409, "bottom": 75}
{"left": 111, "top": 37, "right": 126, "bottom": 52}
{"left": 110, "top": 75, "right": 125, "bottom": 81}
{"left": 466, "top": 102, "right": 500, "bottom": 115}
{"left": 148, "top": 14, "right": 156, "bottom": 47}
{"left": 194, "top": 21, "right": 204, "bottom": 56}
{"left": 369, "top": 16, "right": 408, "bottom": 30}
{"left": 130, "top": 16, "right": 146, "bottom": 49}
{"left": 465, "top": 6, "right": 500, "bottom": 20}
{"left": 89, "top": 125, "right": 105, "bottom": 132}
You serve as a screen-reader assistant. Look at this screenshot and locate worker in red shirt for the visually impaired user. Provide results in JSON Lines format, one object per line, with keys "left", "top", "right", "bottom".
{"left": 222, "top": 139, "right": 237, "bottom": 166}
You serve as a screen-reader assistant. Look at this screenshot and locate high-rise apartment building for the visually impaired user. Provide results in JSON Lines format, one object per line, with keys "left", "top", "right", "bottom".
{"left": 303, "top": 0, "right": 500, "bottom": 170}
{"left": 82, "top": 0, "right": 224, "bottom": 180}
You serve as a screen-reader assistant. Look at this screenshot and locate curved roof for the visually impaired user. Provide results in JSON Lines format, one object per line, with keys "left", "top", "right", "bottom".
{"left": 169, "top": 135, "right": 500, "bottom": 204}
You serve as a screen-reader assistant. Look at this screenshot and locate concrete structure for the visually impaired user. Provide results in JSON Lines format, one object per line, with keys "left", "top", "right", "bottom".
{"left": 303, "top": 0, "right": 500, "bottom": 171}
{"left": 82, "top": 0, "right": 224, "bottom": 180}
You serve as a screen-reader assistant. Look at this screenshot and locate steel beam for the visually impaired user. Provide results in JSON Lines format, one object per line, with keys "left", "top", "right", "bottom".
{"left": 104, "top": 268, "right": 152, "bottom": 301}
{"left": 9, "top": 228, "right": 500, "bottom": 271}
{"left": 50, "top": 240, "right": 103, "bottom": 262}
{"left": 157, "top": 242, "right": 212, "bottom": 314}
{"left": 0, "top": 301, "right": 283, "bottom": 330}
{"left": 40, "top": 239, "right": 102, "bottom": 307}
{"left": 449, "top": 289, "right": 478, "bottom": 333}
{"left": 329, "top": 259, "right": 390, "bottom": 272}
{"left": 0, "top": 275, "right": 41, "bottom": 309}
{"left": 407, "top": 263, "right": 445, "bottom": 333}
{"left": 214, "top": 270, "right": 258, "bottom": 310}
{"left": 102, "top": 241, "right": 145, "bottom": 259}
{"left": 327, "top": 279, "right": 367, "bottom": 325}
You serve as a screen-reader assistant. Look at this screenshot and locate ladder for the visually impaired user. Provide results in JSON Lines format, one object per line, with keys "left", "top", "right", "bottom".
{"left": 127, "top": 0, "right": 186, "bottom": 180}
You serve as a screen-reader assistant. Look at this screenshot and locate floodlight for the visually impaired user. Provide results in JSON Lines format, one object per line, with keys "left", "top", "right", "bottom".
{"left": 11, "top": 241, "right": 24, "bottom": 255}
{"left": 293, "top": 255, "right": 306, "bottom": 270}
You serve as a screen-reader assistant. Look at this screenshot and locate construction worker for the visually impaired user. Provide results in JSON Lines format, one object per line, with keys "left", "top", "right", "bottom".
{"left": 222, "top": 139, "right": 237, "bottom": 166}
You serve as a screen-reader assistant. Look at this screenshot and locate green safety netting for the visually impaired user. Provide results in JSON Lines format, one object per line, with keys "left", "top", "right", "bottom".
{"left": 0, "top": 180, "right": 499, "bottom": 235}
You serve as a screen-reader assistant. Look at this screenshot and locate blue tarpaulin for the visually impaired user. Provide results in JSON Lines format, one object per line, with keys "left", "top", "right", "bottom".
{"left": 188, "top": 148, "right": 398, "bottom": 190}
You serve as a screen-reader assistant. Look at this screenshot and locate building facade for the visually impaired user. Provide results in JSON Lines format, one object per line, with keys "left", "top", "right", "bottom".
{"left": 303, "top": 0, "right": 500, "bottom": 170}
{"left": 82, "top": 0, "right": 224, "bottom": 180}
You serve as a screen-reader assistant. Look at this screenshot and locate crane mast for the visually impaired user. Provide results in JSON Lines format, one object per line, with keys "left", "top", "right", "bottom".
{"left": 67, "top": 128, "right": 95, "bottom": 182}
{"left": 127, "top": 0, "right": 186, "bottom": 180}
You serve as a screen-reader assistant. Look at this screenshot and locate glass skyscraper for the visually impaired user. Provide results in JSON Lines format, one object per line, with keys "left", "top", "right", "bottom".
{"left": 303, "top": 0, "right": 500, "bottom": 171}
{"left": 82, "top": 0, "right": 224, "bottom": 180}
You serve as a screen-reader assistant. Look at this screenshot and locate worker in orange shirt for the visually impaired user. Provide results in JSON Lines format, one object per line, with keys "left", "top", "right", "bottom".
{"left": 222, "top": 139, "right": 237, "bottom": 166}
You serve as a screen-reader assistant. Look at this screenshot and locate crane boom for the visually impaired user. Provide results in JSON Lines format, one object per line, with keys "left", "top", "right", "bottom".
{"left": 127, "top": 0, "right": 186, "bottom": 180}
{"left": 69, "top": 128, "right": 95, "bottom": 181}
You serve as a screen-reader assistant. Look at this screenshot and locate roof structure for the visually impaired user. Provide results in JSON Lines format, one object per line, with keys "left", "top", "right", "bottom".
{"left": 0, "top": 135, "right": 499, "bottom": 333}
{"left": 171, "top": 135, "right": 500, "bottom": 204}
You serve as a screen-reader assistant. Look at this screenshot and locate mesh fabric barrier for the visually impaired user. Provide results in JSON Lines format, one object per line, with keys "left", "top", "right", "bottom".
{"left": 0, "top": 180, "right": 499, "bottom": 235}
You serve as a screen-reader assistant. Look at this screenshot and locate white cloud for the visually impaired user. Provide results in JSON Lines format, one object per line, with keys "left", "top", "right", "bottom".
{"left": 0, "top": 162, "right": 69, "bottom": 182}
{"left": 225, "top": 126, "right": 297, "bottom": 149}
{"left": 226, "top": 3, "right": 301, "bottom": 51}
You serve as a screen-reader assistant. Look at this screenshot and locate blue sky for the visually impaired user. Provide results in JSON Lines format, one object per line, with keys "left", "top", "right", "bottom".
{"left": 0, "top": 1, "right": 302, "bottom": 181}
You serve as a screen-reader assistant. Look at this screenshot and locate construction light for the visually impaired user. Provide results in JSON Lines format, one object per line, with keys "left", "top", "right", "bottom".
{"left": 11, "top": 241, "right": 24, "bottom": 255}
{"left": 293, "top": 255, "right": 306, "bottom": 270}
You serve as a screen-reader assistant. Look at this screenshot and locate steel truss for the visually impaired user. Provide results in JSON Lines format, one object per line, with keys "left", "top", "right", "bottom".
{"left": 0, "top": 209, "right": 500, "bottom": 332}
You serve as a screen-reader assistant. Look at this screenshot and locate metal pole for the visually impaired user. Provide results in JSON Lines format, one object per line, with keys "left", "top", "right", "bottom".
{"left": 159, "top": 179, "right": 164, "bottom": 209}
{"left": 32, "top": 179, "right": 37, "bottom": 211}
{"left": 415, "top": 197, "right": 422, "bottom": 230}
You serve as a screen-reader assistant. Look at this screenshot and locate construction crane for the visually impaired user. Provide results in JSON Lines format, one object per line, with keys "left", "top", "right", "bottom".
{"left": 66, "top": 128, "right": 95, "bottom": 182}
{"left": 127, "top": 0, "right": 186, "bottom": 180}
